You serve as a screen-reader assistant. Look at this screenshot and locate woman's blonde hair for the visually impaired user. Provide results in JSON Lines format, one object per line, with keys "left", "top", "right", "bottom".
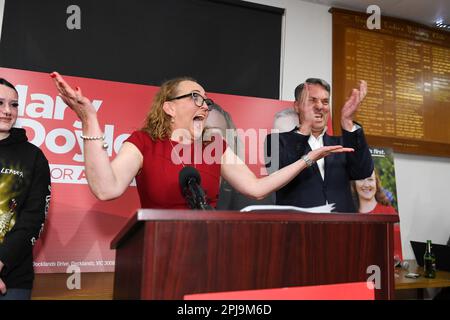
{"left": 142, "top": 76, "right": 197, "bottom": 140}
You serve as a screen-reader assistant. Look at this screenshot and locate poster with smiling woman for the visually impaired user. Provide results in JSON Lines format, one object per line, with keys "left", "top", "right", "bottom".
{"left": 351, "top": 147, "right": 403, "bottom": 260}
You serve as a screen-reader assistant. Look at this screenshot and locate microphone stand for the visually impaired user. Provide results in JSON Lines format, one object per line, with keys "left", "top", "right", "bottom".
{"left": 185, "top": 177, "right": 214, "bottom": 210}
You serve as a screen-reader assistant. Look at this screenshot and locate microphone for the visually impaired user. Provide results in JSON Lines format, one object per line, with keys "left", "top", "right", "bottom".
{"left": 179, "top": 166, "right": 213, "bottom": 210}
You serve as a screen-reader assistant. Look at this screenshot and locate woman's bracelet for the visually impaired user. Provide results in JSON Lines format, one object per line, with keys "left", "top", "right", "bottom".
{"left": 301, "top": 154, "right": 315, "bottom": 167}
{"left": 80, "top": 134, "right": 109, "bottom": 150}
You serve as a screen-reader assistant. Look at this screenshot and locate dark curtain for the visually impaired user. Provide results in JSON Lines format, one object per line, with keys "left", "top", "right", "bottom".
{"left": 0, "top": 0, "right": 283, "bottom": 98}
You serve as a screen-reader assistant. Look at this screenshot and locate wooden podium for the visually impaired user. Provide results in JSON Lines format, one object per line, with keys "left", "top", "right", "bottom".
{"left": 111, "top": 209, "right": 399, "bottom": 300}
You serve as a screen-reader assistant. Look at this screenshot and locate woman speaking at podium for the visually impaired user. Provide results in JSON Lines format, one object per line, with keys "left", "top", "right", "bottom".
{"left": 50, "top": 72, "right": 352, "bottom": 209}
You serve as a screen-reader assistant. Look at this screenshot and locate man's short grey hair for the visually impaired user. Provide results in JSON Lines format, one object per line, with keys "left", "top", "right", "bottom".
{"left": 294, "top": 78, "right": 331, "bottom": 101}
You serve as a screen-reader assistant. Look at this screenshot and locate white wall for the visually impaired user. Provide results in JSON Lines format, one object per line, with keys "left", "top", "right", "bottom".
{"left": 395, "top": 154, "right": 450, "bottom": 256}
{"left": 0, "top": 0, "right": 5, "bottom": 44}
{"left": 248, "top": 0, "right": 450, "bottom": 259}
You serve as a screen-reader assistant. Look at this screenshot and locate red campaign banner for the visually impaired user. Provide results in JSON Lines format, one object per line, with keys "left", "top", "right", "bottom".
{"left": 0, "top": 67, "right": 296, "bottom": 273}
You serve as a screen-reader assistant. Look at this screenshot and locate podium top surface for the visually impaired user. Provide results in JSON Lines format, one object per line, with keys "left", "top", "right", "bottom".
{"left": 135, "top": 209, "right": 398, "bottom": 222}
{"left": 111, "top": 209, "right": 399, "bottom": 249}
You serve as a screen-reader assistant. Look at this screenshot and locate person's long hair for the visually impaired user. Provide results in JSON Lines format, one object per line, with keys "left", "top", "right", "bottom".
{"left": 351, "top": 169, "right": 392, "bottom": 211}
{"left": 142, "top": 76, "right": 196, "bottom": 140}
{"left": 205, "top": 103, "right": 245, "bottom": 160}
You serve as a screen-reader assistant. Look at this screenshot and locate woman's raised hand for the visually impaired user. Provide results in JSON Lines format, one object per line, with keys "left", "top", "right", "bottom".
{"left": 50, "top": 72, "right": 97, "bottom": 122}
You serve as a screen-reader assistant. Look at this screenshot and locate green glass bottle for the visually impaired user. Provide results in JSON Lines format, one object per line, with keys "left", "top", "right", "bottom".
{"left": 423, "top": 240, "right": 436, "bottom": 278}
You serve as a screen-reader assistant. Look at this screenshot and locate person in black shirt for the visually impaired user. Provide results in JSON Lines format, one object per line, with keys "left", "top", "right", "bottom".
{"left": 0, "top": 78, "right": 51, "bottom": 300}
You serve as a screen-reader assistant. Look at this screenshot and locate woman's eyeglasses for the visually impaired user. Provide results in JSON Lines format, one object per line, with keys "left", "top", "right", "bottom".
{"left": 168, "top": 92, "right": 214, "bottom": 109}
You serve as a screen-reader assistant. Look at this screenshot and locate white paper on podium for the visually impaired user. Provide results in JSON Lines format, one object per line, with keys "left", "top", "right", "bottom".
{"left": 240, "top": 203, "right": 335, "bottom": 213}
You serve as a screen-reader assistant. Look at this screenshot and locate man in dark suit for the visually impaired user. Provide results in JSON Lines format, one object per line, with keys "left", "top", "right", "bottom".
{"left": 265, "top": 78, "right": 373, "bottom": 213}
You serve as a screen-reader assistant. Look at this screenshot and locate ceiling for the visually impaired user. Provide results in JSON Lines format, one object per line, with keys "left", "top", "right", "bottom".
{"left": 300, "top": 0, "right": 450, "bottom": 29}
